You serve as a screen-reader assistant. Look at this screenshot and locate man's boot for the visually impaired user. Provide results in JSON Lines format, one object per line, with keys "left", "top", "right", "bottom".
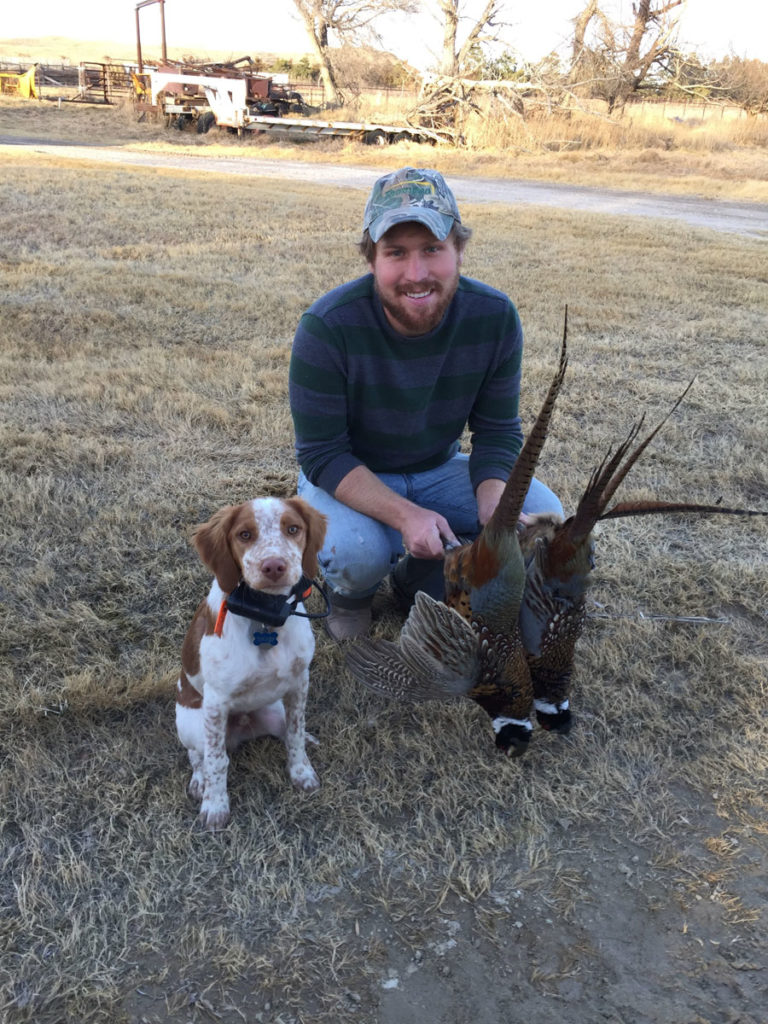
{"left": 323, "top": 592, "right": 374, "bottom": 642}
{"left": 389, "top": 554, "right": 446, "bottom": 615}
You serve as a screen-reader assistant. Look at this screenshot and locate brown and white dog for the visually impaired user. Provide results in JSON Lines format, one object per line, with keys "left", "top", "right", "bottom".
{"left": 176, "top": 497, "right": 327, "bottom": 829}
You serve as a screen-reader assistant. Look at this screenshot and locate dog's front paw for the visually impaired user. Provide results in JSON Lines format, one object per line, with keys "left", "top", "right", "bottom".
{"left": 199, "top": 796, "right": 231, "bottom": 830}
{"left": 290, "top": 762, "right": 320, "bottom": 792}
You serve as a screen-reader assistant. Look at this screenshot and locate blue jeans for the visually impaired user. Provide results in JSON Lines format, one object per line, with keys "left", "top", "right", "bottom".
{"left": 298, "top": 453, "right": 563, "bottom": 601}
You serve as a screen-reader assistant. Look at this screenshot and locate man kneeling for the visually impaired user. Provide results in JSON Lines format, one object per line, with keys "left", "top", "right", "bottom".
{"left": 289, "top": 167, "right": 562, "bottom": 640}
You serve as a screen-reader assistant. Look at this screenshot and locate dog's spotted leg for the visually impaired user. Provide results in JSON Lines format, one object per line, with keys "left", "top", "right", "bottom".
{"left": 283, "top": 668, "right": 320, "bottom": 792}
{"left": 187, "top": 746, "right": 205, "bottom": 802}
{"left": 200, "top": 702, "right": 231, "bottom": 829}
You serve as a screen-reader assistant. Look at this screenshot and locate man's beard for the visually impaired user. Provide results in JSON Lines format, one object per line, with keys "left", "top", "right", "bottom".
{"left": 376, "top": 267, "right": 460, "bottom": 336}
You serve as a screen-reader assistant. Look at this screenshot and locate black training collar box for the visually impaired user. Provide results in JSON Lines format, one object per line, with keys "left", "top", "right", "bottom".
{"left": 226, "top": 582, "right": 297, "bottom": 627}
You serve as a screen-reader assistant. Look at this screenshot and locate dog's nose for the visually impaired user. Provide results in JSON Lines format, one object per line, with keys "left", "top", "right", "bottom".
{"left": 260, "top": 558, "right": 287, "bottom": 580}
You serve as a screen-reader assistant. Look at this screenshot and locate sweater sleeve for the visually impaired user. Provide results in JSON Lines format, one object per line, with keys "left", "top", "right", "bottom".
{"left": 289, "top": 311, "right": 362, "bottom": 493}
{"left": 466, "top": 300, "right": 524, "bottom": 490}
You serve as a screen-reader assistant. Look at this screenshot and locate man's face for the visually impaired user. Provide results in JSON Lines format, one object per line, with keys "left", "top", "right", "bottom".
{"left": 369, "top": 222, "right": 462, "bottom": 337}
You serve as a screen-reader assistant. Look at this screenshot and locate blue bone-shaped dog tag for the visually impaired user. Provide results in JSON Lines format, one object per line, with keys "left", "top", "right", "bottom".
{"left": 252, "top": 631, "right": 279, "bottom": 647}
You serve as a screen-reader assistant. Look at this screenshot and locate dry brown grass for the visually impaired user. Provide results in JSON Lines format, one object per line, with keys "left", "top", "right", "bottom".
{"left": 0, "top": 117, "right": 767, "bottom": 1023}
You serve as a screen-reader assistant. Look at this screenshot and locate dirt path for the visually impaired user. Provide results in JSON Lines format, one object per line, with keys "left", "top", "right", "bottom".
{"left": 3, "top": 135, "right": 768, "bottom": 238}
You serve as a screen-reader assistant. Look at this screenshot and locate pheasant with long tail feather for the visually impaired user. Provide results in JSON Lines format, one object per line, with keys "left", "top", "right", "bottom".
{"left": 520, "top": 381, "right": 767, "bottom": 736}
{"left": 345, "top": 318, "right": 570, "bottom": 756}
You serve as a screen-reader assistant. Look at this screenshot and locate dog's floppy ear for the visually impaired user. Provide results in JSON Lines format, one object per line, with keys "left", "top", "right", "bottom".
{"left": 191, "top": 505, "right": 242, "bottom": 594}
{"left": 286, "top": 498, "right": 327, "bottom": 579}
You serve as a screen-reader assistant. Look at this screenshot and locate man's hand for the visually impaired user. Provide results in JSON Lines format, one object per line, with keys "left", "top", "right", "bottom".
{"left": 399, "top": 506, "right": 458, "bottom": 559}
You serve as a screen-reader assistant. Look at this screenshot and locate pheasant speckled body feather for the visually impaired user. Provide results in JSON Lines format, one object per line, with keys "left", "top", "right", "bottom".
{"left": 346, "top": 315, "right": 570, "bottom": 757}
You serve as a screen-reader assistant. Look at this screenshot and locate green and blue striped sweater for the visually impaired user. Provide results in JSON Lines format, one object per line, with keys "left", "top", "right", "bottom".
{"left": 289, "top": 273, "right": 524, "bottom": 495}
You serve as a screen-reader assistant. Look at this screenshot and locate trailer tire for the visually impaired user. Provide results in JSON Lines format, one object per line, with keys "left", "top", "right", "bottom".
{"left": 174, "top": 114, "right": 190, "bottom": 131}
{"left": 197, "top": 111, "right": 216, "bottom": 134}
{"left": 392, "top": 131, "right": 412, "bottom": 144}
{"left": 363, "top": 129, "right": 387, "bottom": 146}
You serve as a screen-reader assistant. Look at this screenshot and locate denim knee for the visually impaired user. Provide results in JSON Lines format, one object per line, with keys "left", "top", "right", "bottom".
{"left": 297, "top": 472, "right": 401, "bottom": 599}
{"left": 523, "top": 477, "right": 564, "bottom": 519}
{"left": 319, "top": 522, "right": 396, "bottom": 598}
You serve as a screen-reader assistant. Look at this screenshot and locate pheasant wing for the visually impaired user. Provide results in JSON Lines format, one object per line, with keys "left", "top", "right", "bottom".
{"left": 345, "top": 591, "right": 482, "bottom": 702}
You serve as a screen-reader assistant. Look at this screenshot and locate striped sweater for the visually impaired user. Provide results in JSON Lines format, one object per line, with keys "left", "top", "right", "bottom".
{"left": 289, "top": 273, "right": 524, "bottom": 496}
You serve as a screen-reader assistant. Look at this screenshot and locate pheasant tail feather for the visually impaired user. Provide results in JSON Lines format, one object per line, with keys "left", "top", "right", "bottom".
{"left": 570, "top": 380, "right": 696, "bottom": 542}
{"left": 486, "top": 308, "right": 569, "bottom": 535}
{"left": 600, "top": 499, "right": 767, "bottom": 521}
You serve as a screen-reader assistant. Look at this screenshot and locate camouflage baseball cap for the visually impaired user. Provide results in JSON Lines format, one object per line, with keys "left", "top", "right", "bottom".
{"left": 363, "top": 167, "right": 461, "bottom": 243}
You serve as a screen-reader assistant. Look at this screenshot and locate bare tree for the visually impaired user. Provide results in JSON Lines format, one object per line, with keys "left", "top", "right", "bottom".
{"left": 291, "top": 0, "right": 417, "bottom": 106}
{"left": 402, "top": 0, "right": 506, "bottom": 143}
{"left": 567, "top": 0, "right": 684, "bottom": 113}
{"left": 656, "top": 48, "right": 722, "bottom": 102}
{"left": 333, "top": 43, "right": 417, "bottom": 95}
{"left": 436, "top": 0, "right": 504, "bottom": 77}
{"left": 637, "top": 49, "right": 768, "bottom": 116}
{"left": 569, "top": 0, "right": 606, "bottom": 84}
{"left": 618, "top": 1, "right": 684, "bottom": 108}
{"left": 710, "top": 56, "right": 768, "bottom": 116}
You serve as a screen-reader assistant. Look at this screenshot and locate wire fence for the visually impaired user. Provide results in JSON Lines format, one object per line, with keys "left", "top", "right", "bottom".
{"left": 625, "top": 97, "right": 754, "bottom": 122}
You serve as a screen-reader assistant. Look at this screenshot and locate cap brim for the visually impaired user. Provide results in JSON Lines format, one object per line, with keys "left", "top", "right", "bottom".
{"left": 368, "top": 208, "right": 455, "bottom": 243}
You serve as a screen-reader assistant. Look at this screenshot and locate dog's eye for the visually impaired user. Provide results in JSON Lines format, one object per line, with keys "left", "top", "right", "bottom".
{"left": 238, "top": 530, "right": 252, "bottom": 541}
{"left": 286, "top": 524, "right": 301, "bottom": 535}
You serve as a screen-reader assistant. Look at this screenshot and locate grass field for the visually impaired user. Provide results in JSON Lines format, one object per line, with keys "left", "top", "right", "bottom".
{"left": 1, "top": 104, "right": 767, "bottom": 1023}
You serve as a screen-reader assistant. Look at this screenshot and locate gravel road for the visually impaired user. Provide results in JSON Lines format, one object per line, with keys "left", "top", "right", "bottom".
{"left": 4, "top": 135, "right": 768, "bottom": 238}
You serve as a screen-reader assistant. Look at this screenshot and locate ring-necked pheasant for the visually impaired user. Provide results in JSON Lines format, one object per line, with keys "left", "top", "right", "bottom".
{"left": 520, "top": 381, "right": 767, "bottom": 736}
{"left": 344, "top": 317, "right": 570, "bottom": 756}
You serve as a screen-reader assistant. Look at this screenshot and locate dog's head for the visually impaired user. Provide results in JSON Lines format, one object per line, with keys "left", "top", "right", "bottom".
{"left": 192, "top": 497, "right": 327, "bottom": 595}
